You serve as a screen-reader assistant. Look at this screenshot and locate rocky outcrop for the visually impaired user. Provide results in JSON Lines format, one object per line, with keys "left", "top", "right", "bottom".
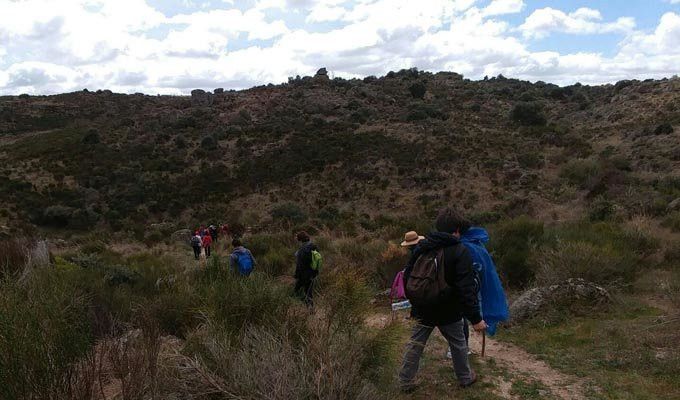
{"left": 314, "top": 67, "right": 330, "bottom": 83}
{"left": 190, "top": 89, "right": 214, "bottom": 107}
{"left": 509, "top": 278, "right": 610, "bottom": 323}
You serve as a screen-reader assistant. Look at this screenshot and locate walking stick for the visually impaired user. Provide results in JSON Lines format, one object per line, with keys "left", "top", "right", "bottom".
{"left": 481, "top": 330, "right": 486, "bottom": 357}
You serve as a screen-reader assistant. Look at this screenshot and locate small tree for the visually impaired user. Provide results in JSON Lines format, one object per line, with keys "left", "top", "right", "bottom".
{"left": 510, "top": 102, "right": 547, "bottom": 126}
{"left": 408, "top": 82, "right": 427, "bottom": 99}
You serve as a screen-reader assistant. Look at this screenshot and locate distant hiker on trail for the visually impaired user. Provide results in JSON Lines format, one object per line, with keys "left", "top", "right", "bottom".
{"left": 391, "top": 231, "right": 425, "bottom": 303}
{"left": 294, "top": 231, "right": 321, "bottom": 307}
{"left": 230, "top": 238, "right": 256, "bottom": 276}
{"left": 191, "top": 231, "right": 202, "bottom": 260}
{"left": 220, "top": 224, "right": 230, "bottom": 237}
{"left": 202, "top": 233, "right": 213, "bottom": 257}
{"left": 209, "top": 225, "right": 218, "bottom": 242}
{"left": 399, "top": 207, "right": 486, "bottom": 392}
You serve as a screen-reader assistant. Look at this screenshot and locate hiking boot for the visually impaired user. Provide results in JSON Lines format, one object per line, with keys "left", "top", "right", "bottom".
{"left": 460, "top": 371, "right": 477, "bottom": 388}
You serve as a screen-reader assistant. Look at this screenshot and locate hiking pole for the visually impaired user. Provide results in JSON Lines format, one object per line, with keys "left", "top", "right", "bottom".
{"left": 481, "top": 330, "right": 486, "bottom": 358}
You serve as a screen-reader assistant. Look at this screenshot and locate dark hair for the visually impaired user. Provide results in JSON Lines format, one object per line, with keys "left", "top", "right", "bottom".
{"left": 296, "top": 231, "right": 310, "bottom": 242}
{"left": 232, "top": 238, "right": 242, "bottom": 247}
{"left": 435, "top": 207, "right": 471, "bottom": 234}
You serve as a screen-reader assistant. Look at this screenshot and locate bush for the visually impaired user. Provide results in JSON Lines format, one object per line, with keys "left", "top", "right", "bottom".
{"left": 408, "top": 82, "right": 426, "bottom": 99}
{"left": 271, "top": 202, "right": 307, "bottom": 225}
{"left": 533, "top": 241, "right": 637, "bottom": 286}
{"left": 654, "top": 123, "right": 674, "bottom": 135}
{"left": 0, "top": 240, "right": 27, "bottom": 277}
{"left": 41, "top": 205, "right": 74, "bottom": 227}
{"left": 510, "top": 102, "right": 547, "bottom": 126}
{"left": 200, "top": 136, "right": 217, "bottom": 150}
{"left": 662, "top": 212, "right": 680, "bottom": 232}
{"left": 589, "top": 198, "right": 616, "bottom": 221}
{"left": 0, "top": 269, "right": 92, "bottom": 399}
{"left": 491, "top": 216, "right": 544, "bottom": 288}
{"left": 559, "top": 158, "right": 601, "bottom": 188}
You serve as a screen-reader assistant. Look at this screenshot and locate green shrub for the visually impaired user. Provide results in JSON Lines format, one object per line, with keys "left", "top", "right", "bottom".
{"left": 271, "top": 202, "right": 307, "bottom": 225}
{"left": 0, "top": 269, "right": 92, "bottom": 399}
{"left": 408, "top": 82, "right": 426, "bottom": 99}
{"left": 490, "top": 216, "right": 544, "bottom": 288}
{"left": 589, "top": 198, "right": 617, "bottom": 221}
{"left": 662, "top": 211, "right": 680, "bottom": 232}
{"left": 533, "top": 241, "right": 637, "bottom": 286}
{"left": 510, "top": 102, "right": 547, "bottom": 126}
{"left": 559, "top": 158, "right": 601, "bottom": 188}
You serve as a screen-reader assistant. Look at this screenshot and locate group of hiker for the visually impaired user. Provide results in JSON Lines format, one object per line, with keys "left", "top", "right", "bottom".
{"left": 187, "top": 207, "right": 508, "bottom": 391}
{"left": 190, "top": 224, "right": 230, "bottom": 259}
{"left": 188, "top": 225, "right": 321, "bottom": 305}
{"left": 394, "top": 207, "right": 509, "bottom": 392}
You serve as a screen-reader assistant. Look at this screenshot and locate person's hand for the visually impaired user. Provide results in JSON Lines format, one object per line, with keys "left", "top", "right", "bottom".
{"left": 472, "top": 320, "right": 488, "bottom": 332}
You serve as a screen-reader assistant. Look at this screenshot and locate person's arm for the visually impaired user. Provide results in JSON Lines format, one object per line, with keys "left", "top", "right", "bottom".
{"left": 444, "top": 245, "right": 482, "bottom": 325}
{"left": 248, "top": 249, "right": 256, "bottom": 266}
{"left": 229, "top": 253, "right": 237, "bottom": 269}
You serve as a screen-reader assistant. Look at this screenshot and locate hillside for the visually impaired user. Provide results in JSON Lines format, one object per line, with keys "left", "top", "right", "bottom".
{"left": 1, "top": 70, "right": 680, "bottom": 399}
{"left": 1, "top": 69, "right": 679, "bottom": 237}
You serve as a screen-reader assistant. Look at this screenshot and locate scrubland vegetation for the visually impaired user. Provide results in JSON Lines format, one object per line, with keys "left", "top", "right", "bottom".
{"left": 1, "top": 70, "right": 679, "bottom": 398}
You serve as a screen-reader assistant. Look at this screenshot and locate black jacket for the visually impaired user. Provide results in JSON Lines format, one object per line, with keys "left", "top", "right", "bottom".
{"left": 404, "top": 232, "right": 482, "bottom": 327}
{"left": 295, "top": 241, "right": 318, "bottom": 281}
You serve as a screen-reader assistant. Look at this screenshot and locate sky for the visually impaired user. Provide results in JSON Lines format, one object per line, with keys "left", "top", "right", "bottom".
{"left": 0, "top": 0, "right": 679, "bottom": 95}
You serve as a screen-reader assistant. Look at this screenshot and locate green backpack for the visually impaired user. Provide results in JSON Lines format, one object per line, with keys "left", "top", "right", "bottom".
{"left": 310, "top": 250, "right": 323, "bottom": 271}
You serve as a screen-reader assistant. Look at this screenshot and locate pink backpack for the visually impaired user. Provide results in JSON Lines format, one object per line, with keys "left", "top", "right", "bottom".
{"left": 390, "top": 270, "right": 406, "bottom": 301}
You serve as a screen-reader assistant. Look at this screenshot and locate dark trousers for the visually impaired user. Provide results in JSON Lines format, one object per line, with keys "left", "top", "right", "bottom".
{"left": 204, "top": 246, "right": 211, "bottom": 257}
{"left": 192, "top": 246, "right": 201, "bottom": 260}
{"left": 294, "top": 278, "right": 314, "bottom": 306}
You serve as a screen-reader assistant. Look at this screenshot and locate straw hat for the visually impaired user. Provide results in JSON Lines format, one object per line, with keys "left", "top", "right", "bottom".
{"left": 400, "top": 231, "right": 424, "bottom": 247}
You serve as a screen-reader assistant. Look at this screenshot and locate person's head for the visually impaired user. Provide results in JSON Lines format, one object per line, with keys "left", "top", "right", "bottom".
{"left": 296, "top": 231, "right": 310, "bottom": 243}
{"left": 195, "top": 231, "right": 199, "bottom": 235}
{"left": 400, "top": 231, "right": 424, "bottom": 248}
{"left": 232, "top": 238, "right": 242, "bottom": 247}
{"left": 435, "top": 207, "right": 471, "bottom": 237}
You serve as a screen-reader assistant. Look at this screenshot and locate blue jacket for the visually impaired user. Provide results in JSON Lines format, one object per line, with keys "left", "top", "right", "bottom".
{"left": 460, "top": 227, "right": 509, "bottom": 335}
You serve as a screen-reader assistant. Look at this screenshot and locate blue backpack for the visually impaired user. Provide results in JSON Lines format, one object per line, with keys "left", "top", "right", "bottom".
{"left": 236, "top": 251, "right": 254, "bottom": 276}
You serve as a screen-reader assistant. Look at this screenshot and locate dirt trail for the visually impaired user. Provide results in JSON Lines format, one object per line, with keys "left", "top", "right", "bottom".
{"left": 366, "top": 313, "right": 590, "bottom": 400}
{"left": 467, "top": 332, "right": 588, "bottom": 400}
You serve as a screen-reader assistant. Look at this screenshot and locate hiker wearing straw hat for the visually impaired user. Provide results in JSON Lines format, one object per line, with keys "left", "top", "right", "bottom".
{"left": 400, "top": 231, "right": 424, "bottom": 255}
{"left": 398, "top": 207, "right": 486, "bottom": 392}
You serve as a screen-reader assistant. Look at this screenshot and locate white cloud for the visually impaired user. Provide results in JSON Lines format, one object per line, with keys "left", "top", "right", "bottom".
{"left": 0, "top": 1, "right": 677, "bottom": 94}
{"left": 482, "top": 0, "right": 525, "bottom": 17}
{"left": 520, "top": 7, "right": 636, "bottom": 39}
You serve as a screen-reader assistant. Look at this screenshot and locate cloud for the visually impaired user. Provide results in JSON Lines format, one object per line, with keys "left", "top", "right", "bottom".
{"left": 520, "top": 7, "right": 636, "bottom": 39}
{"left": 0, "top": 1, "right": 677, "bottom": 94}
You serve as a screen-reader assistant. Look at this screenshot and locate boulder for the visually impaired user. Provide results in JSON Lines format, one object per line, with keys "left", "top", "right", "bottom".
{"left": 509, "top": 278, "right": 610, "bottom": 323}
{"left": 190, "top": 89, "right": 214, "bottom": 107}
{"left": 668, "top": 198, "right": 680, "bottom": 212}
{"left": 214, "top": 88, "right": 224, "bottom": 94}
{"left": 314, "top": 67, "right": 330, "bottom": 83}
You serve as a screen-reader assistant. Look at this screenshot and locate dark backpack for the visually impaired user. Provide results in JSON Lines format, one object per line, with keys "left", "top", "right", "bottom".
{"left": 190, "top": 236, "right": 201, "bottom": 247}
{"left": 405, "top": 249, "right": 448, "bottom": 306}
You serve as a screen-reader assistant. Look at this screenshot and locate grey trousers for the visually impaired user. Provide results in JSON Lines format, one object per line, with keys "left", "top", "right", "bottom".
{"left": 399, "top": 319, "right": 474, "bottom": 386}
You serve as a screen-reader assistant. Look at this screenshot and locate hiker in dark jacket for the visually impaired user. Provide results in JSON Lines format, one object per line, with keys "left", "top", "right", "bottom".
{"left": 294, "top": 231, "right": 318, "bottom": 306}
{"left": 399, "top": 207, "right": 487, "bottom": 392}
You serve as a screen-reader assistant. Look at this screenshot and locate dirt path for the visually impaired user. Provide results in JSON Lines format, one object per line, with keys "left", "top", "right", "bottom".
{"left": 467, "top": 332, "right": 588, "bottom": 400}
{"left": 367, "top": 313, "right": 591, "bottom": 400}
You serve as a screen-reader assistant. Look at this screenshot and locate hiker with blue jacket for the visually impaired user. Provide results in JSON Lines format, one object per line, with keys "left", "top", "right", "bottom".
{"left": 294, "top": 231, "right": 319, "bottom": 307}
{"left": 399, "top": 207, "right": 487, "bottom": 392}
{"left": 230, "top": 238, "right": 256, "bottom": 276}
